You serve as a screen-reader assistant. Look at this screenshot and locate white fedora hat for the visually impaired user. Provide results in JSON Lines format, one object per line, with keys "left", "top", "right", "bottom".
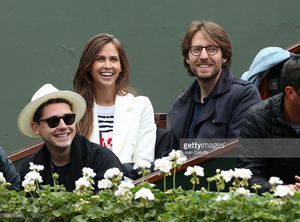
{"left": 18, "top": 84, "right": 86, "bottom": 138}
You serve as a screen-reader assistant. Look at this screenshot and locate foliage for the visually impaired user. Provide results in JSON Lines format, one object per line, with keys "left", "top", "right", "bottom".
{"left": 1, "top": 182, "right": 300, "bottom": 221}
{"left": 1, "top": 154, "right": 300, "bottom": 221}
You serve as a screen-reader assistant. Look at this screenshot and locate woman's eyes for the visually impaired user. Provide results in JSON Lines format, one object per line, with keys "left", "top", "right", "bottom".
{"left": 96, "top": 56, "right": 119, "bottom": 62}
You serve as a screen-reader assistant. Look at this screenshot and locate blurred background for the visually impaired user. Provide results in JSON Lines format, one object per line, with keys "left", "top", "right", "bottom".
{"left": 0, "top": 0, "right": 299, "bottom": 153}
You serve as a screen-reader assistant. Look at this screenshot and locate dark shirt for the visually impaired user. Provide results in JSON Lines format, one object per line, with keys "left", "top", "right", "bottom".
{"left": 188, "top": 86, "right": 209, "bottom": 138}
{"left": 51, "top": 162, "right": 71, "bottom": 186}
{"left": 20, "top": 133, "right": 124, "bottom": 192}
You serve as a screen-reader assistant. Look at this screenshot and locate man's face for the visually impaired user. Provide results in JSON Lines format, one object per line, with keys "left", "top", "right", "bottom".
{"left": 186, "top": 30, "right": 225, "bottom": 82}
{"left": 290, "top": 88, "right": 300, "bottom": 114}
{"left": 31, "top": 103, "right": 76, "bottom": 152}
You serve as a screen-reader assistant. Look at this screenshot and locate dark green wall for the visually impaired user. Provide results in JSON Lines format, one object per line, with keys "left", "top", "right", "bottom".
{"left": 1, "top": 0, "right": 299, "bottom": 154}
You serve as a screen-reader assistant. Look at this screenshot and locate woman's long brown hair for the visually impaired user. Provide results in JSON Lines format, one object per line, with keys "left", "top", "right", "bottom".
{"left": 73, "top": 33, "right": 135, "bottom": 138}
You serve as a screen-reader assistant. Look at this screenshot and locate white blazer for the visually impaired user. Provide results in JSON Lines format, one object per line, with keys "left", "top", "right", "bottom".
{"left": 89, "top": 93, "right": 156, "bottom": 163}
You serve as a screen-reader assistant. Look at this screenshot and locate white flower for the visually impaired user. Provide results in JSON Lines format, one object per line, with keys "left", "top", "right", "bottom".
{"left": 0, "top": 172, "right": 6, "bottom": 183}
{"left": 82, "top": 167, "right": 96, "bottom": 178}
{"left": 133, "top": 160, "right": 151, "bottom": 170}
{"left": 22, "top": 178, "right": 36, "bottom": 192}
{"left": 22, "top": 167, "right": 43, "bottom": 192}
{"left": 114, "top": 181, "right": 134, "bottom": 198}
{"left": 24, "top": 171, "right": 43, "bottom": 183}
{"left": 215, "top": 194, "right": 230, "bottom": 202}
{"left": 269, "top": 177, "right": 283, "bottom": 186}
{"left": 167, "top": 150, "right": 181, "bottom": 160}
{"left": 104, "top": 168, "right": 123, "bottom": 179}
{"left": 98, "top": 179, "right": 112, "bottom": 189}
{"left": 154, "top": 158, "right": 172, "bottom": 173}
{"left": 274, "top": 185, "right": 294, "bottom": 197}
{"left": 75, "top": 177, "right": 92, "bottom": 191}
{"left": 176, "top": 156, "right": 187, "bottom": 165}
{"left": 167, "top": 150, "right": 187, "bottom": 164}
{"left": 236, "top": 187, "right": 250, "bottom": 196}
{"left": 114, "top": 189, "right": 128, "bottom": 197}
{"left": 221, "top": 169, "right": 234, "bottom": 182}
{"left": 233, "top": 168, "right": 252, "bottom": 180}
{"left": 118, "top": 180, "right": 135, "bottom": 190}
{"left": 184, "top": 166, "right": 204, "bottom": 177}
{"left": 29, "top": 162, "right": 44, "bottom": 172}
{"left": 134, "top": 187, "right": 155, "bottom": 201}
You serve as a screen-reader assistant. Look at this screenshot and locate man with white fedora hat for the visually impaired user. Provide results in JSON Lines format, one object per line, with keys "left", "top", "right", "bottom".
{"left": 19, "top": 83, "right": 124, "bottom": 192}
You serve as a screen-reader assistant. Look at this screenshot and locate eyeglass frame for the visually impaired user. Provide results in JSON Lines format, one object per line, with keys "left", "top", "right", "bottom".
{"left": 189, "top": 45, "right": 220, "bottom": 56}
{"left": 36, "top": 113, "right": 76, "bottom": 128}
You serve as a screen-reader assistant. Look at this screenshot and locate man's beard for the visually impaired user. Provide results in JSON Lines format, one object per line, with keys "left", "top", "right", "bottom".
{"left": 195, "top": 68, "right": 222, "bottom": 83}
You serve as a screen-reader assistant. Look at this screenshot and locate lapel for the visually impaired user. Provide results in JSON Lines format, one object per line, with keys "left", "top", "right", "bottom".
{"left": 90, "top": 104, "right": 100, "bottom": 144}
{"left": 168, "top": 81, "right": 197, "bottom": 140}
{"left": 33, "top": 145, "right": 52, "bottom": 185}
{"left": 168, "top": 70, "right": 233, "bottom": 141}
{"left": 112, "top": 93, "right": 134, "bottom": 155}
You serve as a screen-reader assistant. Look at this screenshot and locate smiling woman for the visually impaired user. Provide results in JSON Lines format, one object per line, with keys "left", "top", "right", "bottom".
{"left": 73, "top": 33, "right": 156, "bottom": 169}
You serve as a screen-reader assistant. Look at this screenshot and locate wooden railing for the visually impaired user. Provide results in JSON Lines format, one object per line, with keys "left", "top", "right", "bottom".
{"left": 8, "top": 142, "right": 44, "bottom": 162}
{"left": 154, "top": 113, "right": 167, "bottom": 129}
{"left": 133, "top": 139, "right": 239, "bottom": 185}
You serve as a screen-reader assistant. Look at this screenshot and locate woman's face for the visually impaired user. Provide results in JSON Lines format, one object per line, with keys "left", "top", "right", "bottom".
{"left": 91, "top": 42, "right": 122, "bottom": 90}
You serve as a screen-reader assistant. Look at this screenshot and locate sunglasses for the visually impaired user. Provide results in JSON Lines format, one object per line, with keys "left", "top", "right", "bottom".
{"left": 37, "top": 113, "right": 76, "bottom": 128}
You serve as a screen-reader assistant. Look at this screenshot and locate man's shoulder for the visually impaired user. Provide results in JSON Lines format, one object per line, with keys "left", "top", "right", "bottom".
{"left": 231, "top": 78, "right": 257, "bottom": 92}
{"left": 173, "top": 80, "right": 198, "bottom": 102}
{"left": 247, "top": 94, "right": 282, "bottom": 118}
{"left": 232, "top": 78, "right": 253, "bottom": 86}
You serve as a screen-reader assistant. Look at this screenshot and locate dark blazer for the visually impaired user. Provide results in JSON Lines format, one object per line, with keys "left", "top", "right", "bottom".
{"left": 168, "top": 70, "right": 261, "bottom": 150}
{"left": 20, "top": 133, "right": 124, "bottom": 192}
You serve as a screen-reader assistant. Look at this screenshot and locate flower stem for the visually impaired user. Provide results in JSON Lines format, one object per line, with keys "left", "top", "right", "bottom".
{"left": 173, "top": 168, "right": 176, "bottom": 190}
{"left": 164, "top": 175, "right": 166, "bottom": 192}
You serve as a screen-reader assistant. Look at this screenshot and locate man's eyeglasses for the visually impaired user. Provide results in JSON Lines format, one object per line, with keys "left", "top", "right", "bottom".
{"left": 37, "top": 113, "right": 76, "bottom": 128}
{"left": 189, "top": 45, "right": 219, "bottom": 56}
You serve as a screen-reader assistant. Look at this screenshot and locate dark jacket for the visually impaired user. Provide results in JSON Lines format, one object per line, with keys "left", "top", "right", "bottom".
{"left": 0, "top": 146, "right": 20, "bottom": 190}
{"left": 237, "top": 93, "right": 300, "bottom": 193}
{"left": 168, "top": 70, "right": 261, "bottom": 149}
{"left": 20, "top": 134, "right": 124, "bottom": 192}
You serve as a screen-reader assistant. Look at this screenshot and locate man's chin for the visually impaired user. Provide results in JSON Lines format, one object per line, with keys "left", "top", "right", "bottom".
{"left": 197, "top": 75, "right": 218, "bottom": 82}
{"left": 56, "top": 141, "right": 72, "bottom": 148}
{"left": 196, "top": 71, "right": 221, "bottom": 83}
{"left": 51, "top": 140, "right": 72, "bottom": 150}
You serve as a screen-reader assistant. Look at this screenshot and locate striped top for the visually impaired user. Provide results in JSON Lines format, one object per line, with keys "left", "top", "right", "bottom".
{"left": 95, "top": 104, "right": 115, "bottom": 149}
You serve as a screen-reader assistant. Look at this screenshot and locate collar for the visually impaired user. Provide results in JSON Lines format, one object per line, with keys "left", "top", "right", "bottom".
{"left": 33, "top": 134, "right": 86, "bottom": 191}
{"left": 115, "top": 93, "right": 134, "bottom": 111}
{"left": 210, "top": 69, "right": 234, "bottom": 96}
{"left": 179, "top": 69, "right": 234, "bottom": 104}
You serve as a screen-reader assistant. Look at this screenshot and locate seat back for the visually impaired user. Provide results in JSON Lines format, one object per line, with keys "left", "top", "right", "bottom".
{"left": 259, "top": 42, "right": 300, "bottom": 99}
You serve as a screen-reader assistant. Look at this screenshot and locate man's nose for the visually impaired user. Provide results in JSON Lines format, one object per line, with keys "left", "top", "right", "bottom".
{"left": 57, "top": 119, "right": 68, "bottom": 128}
{"left": 198, "top": 48, "right": 209, "bottom": 58}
